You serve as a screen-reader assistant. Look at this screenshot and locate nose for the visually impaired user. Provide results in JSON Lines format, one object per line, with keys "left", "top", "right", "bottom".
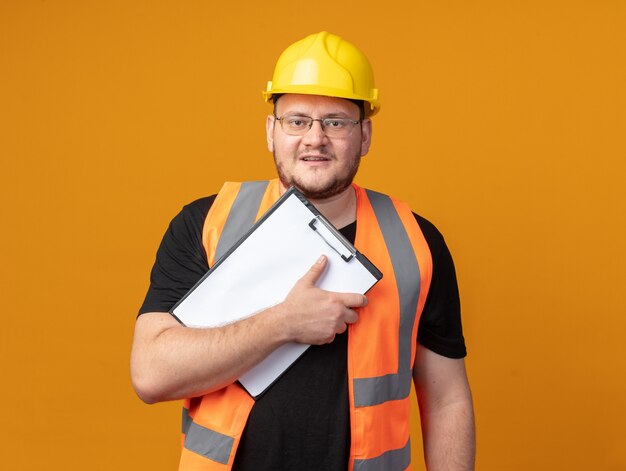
{"left": 302, "top": 119, "right": 328, "bottom": 146}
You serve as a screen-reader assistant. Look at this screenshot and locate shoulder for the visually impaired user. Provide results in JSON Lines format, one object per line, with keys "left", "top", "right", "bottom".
{"left": 360, "top": 187, "right": 449, "bottom": 258}
{"left": 179, "top": 195, "right": 216, "bottom": 220}
{"left": 168, "top": 195, "right": 217, "bottom": 232}
{"left": 160, "top": 195, "right": 219, "bottom": 252}
{"left": 412, "top": 212, "right": 447, "bottom": 259}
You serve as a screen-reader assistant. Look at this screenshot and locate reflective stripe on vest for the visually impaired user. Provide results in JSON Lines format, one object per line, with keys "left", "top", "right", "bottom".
{"left": 181, "top": 408, "right": 234, "bottom": 465}
{"left": 214, "top": 181, "right": 269, "bottom": 261}
{"left": 180, "top": 383, "right": 255, "bottom": 469}
{"left": 180, "top": 180, "right": 431, "bottom": 471}
{"left": 354, "top": 439, "right": 411, "bottom": 471}
{"left": 352, "top": 190, "right": 420, "bottom": 408}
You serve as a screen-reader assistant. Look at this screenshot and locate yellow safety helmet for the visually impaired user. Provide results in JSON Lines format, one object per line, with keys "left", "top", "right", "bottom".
{"left": 263, "top": 31, "right": 380, "bottom": 116}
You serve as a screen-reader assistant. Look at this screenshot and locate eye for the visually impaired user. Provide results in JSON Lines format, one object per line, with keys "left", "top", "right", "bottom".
{"left": 285, "top": 116, "right": 309, "bottom": 129}
{"left": 324, "top": 119, "right": 347, "bottom": 129}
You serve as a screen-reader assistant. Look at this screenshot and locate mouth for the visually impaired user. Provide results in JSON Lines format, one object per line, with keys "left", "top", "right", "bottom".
{"left": 300, "top": 155, "right": 331, "bottom": 162}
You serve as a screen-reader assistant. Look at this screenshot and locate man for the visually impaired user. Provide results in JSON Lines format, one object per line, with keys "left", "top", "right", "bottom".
{"left": 131, "top": 31, "right": 475, "bottom": 470}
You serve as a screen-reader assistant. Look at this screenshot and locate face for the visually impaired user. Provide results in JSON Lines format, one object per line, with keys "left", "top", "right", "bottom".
{"left": 266, "top": 94, "right": 372, "bottom": 200}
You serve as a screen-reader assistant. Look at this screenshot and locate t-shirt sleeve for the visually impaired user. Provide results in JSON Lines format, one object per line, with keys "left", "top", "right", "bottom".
{"left": 138, "top": 196, "right": 215, "bottom": 315}
{"left": 414, "top": 214, "right": 467, "bottom": 359}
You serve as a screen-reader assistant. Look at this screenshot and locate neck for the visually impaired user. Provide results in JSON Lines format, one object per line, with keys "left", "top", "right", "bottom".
{"left": 278, "top": 183, "right": 356, "bottom": 228}
{"left": 309, "top": 187, "right": 357, "bottom": 228}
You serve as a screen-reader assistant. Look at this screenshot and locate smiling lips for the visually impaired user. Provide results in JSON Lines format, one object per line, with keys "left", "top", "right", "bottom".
{"left": 300, "top": 155, "right": 331, "bottom": 162}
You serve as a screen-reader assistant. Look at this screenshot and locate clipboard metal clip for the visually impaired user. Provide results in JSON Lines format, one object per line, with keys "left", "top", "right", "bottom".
{"left": 308, "top": 216, "right": 355, "bottom": 262}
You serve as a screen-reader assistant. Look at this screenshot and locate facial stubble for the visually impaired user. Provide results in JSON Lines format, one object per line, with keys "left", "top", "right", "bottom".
{"left": 273, "top": 151, "right": 362, "bottom": 200}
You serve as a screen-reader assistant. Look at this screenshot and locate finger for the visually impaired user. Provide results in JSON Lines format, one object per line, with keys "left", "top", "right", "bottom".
{"left": 339, "top": 293, "right": 368, "bottom": 308}
{"left": 298, "top": 255, "right": 328, "bottom": 286}
{"left": 343, "top": 308, "right": 359, "bottom": 325}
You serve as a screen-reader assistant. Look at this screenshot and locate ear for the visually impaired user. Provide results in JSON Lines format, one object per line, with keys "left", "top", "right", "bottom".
{"left": 359, "top": 119, "right": 372, "bottom": 156}
{"left": 266, "top": 115, "right": 276, "bottom": 152}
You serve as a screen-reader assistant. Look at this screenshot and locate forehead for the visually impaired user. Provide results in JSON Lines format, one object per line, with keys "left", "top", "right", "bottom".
{"left": 275, "top": 94, "right": 360, "bottom": 117}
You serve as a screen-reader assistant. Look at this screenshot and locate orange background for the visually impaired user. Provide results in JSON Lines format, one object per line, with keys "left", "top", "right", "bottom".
{"left": 1, "top": 1, "right": 625, "bottom": 469}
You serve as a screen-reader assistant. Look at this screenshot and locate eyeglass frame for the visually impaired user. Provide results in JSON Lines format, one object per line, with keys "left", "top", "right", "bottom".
{"left": 273, "top": 114, "right": 362, "bottom": 137}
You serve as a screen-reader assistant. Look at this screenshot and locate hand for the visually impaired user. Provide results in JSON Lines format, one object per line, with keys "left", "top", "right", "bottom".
{"left": 280, "top": 255, "right": 368, "bottom": 345}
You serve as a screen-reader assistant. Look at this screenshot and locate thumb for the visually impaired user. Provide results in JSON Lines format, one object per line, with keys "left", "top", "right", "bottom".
{"left": 299, "top": 255, "right": 328, "bottom": 286}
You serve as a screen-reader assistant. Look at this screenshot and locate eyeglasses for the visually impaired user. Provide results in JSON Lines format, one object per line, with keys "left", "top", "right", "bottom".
{"left": 274, "top": 115, "right": 361, "bottom": 138}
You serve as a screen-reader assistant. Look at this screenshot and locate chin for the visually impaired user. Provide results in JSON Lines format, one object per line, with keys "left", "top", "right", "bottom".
{"left": 274, "top": 154, "right": 361, "bottom": 200}
{"left": 288, "top": 178, "right": 352, "bottom": 200}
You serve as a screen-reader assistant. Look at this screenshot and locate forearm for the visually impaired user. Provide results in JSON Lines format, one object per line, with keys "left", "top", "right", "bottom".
{"left": 420, "top": 396, "right": 475, "bottom": 471}
{"left": 130, "top": 308, "right": 289, "bottom": 403}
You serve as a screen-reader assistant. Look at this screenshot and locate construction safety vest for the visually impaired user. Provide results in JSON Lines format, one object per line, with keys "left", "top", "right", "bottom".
{"left": 179, "top": 179, "right": 433, "bottom": 471}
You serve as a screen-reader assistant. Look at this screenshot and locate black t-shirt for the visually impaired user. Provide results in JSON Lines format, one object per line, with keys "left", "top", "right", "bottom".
{"left": 139, "top": 195, "right": 467, "bottom": 470}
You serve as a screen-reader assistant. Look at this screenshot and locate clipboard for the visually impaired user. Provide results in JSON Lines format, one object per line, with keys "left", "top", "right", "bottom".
{"left": 170, "top": 187, "right": 382, "bottom": 398}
